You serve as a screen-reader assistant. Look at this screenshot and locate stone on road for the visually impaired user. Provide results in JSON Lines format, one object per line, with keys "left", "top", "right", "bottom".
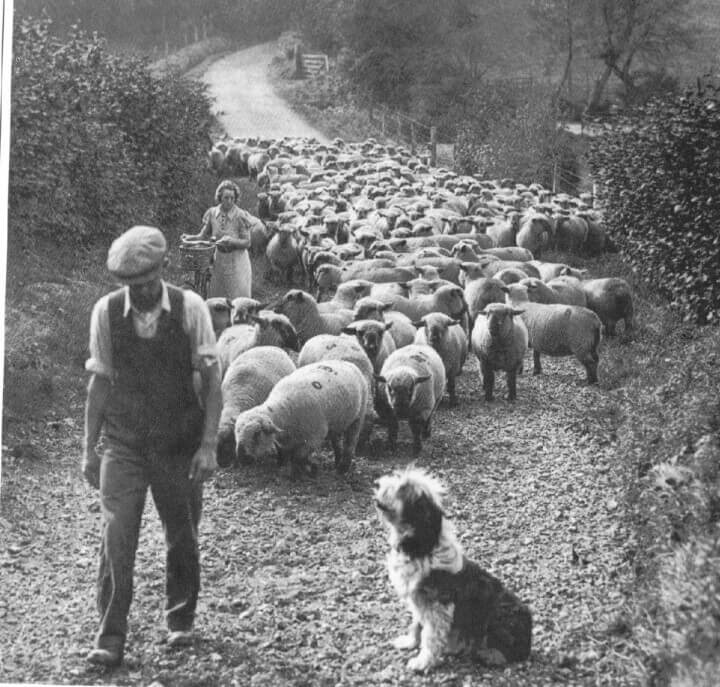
{"left": 201, "top": 42, "right": 328, "bottom": 142}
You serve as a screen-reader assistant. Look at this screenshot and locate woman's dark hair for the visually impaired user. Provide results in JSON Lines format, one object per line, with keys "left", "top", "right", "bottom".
{"left": 214, "top": 179, "right": 241, "bottom": 204}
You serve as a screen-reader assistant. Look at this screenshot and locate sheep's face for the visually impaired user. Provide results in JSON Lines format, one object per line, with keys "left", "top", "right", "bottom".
{"left": 235, "top": 414, "right": 280, "bottom": 462}
{"left": 437, "top": 287, "right": 467, "bottom": 319}
{"left": 206, "top": 298, "right": 232, "bottom": 335}
{"left": 482, "top": 304, "right": 523, "bottom": 340}
{"left": 381, "top": 369, "right": 430, "bottom": 417}
{"left": 350, "top": 321, "right": 386, "bottom": 360}
{"left": 354, "top": 301, "right": 384, "bottom": 322}
{"left": 231, "top": 297, "right": 262, "bottom": 325}
{"left": 421, "top": 316, "right": 452, "bottom": 349}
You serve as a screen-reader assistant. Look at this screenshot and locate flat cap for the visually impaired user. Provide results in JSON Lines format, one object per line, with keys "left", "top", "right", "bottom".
{"left": 107, "top": 225, "right": 167, "bottom": 283}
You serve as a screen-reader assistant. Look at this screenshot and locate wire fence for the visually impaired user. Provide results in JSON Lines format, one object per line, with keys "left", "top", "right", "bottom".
{"left": 366, "top": 106, "right": 439, "bottom": 165}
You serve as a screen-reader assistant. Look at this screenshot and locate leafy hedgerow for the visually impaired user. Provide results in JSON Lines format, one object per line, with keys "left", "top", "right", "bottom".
{"left": 589, "top": 78, "right": 720, "bottom": 324}
{"left": 9, "top": 17, "right": 214, "bottom": 248}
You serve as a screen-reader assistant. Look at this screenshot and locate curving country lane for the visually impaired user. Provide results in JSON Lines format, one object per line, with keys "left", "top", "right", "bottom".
{"left": 200, "top": 41, "right": 328, "bottom": 142}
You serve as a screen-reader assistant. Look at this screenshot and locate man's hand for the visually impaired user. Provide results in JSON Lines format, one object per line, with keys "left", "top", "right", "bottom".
{"left": 82, "top": 447, "right": 101, "bottom": 489}
{"left": 189, "top": 443, "right": 217, "bottom": 484}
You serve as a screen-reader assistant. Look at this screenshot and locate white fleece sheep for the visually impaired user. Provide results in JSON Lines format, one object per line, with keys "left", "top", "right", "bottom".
{"left": 216, "top": 347, "right": 296, "bottom": 468}
{"left": 507, "top": 284, "right": 602, "bottom": 383}
{"left": 205, "top": 297, "right": 232, "bottom": 337}
{"left": 377, "top": 344, "right": 447, "bottom": 455}
{"left": 230, "top": 297, "right": 264, "bottom": 324}
{"left": 352, "top": 297, "right": 417, "bottom": 349}
{"left": 216, "top": 313, "right": 299, "bottom": 376}
{"left": 544, "top": 278, "right": 588, "bottom": 307}
{"left": 581, "top": 277, "right": 635, "bottom": 336}
{"left": 233, "top": 360, "right": 369, "bottom": 474}
{"left": 471, "top": 303, "right": 528, "bottom": 401}
{"left": 413, "top": 312, "right": 468, "bottom": 406}
{"left": 266, "top": 224, "right": 300, "bottom": 284}
{"left": 377, "top": 283, "right": 467, "bottom": 325}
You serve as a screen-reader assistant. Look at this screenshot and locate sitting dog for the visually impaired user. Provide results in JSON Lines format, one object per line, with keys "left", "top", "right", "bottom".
{"left": 374, "top": 467, "right": 532, "bottom": 672}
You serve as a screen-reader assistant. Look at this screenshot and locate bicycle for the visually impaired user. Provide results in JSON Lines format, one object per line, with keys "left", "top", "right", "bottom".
{"left": 179, "top": 238, "right": 215, "bottom": 299}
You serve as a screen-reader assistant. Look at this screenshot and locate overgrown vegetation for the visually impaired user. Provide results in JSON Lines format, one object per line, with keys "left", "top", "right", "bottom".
{"left": 9, "top": 16, "right": 215, "bottom": 250}
{"left": 589, "top": 77, "right": 720, "bottom": 324}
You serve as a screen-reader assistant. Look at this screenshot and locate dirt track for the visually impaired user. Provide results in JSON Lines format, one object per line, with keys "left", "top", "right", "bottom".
{"left": 201, "top": 42, "right": 328, "bottom": 142}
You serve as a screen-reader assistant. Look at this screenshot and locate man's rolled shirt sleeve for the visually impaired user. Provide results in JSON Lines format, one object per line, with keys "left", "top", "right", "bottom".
{"left": 182, "top": 289, "right": 219, "bottom": 369}
{"left": 85, "top": 296, "right": 114, "bottom": 378}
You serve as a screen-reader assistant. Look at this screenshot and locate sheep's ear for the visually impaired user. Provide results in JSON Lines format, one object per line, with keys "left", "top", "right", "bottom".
{"left": 381, "top": 302, "right": 393, "bottom": 311}
{"left": 374, "top": 374, "right": 387, "bottom": 384}
{"left": 450, "top": 319, "right": 461, "bottom": 326}
{"left": 414, "top": 375, "right": 431, "bottom": 385}
{"left": 511, "top": 309, "right": 525, "bottom": 316}
{"left": 354, "top": 284, "right": 367, "bottom": 293}
{"left": 384, "top": 321, "right": 393, "bottom": 331}
{"left": 478, "top": 309, "right": 489, "bottom": 316}
{"left": 225, "top": 298, "right": 233, "bottom": 310}
{"left": 500, "top": 286, "right": 510, "bottom": 293}
{"left": 341, "top": 326, "right": 356, "bottom": 335}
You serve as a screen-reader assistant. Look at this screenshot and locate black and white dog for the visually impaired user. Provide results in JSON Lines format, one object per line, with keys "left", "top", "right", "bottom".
{"left": 374, "top": 467, "right": 533, "bottom": 672}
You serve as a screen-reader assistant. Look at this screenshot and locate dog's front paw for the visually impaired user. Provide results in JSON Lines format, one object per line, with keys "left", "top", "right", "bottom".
{"left": 393, "top": 633, "right": 420, "bottom": 651}
{"left": 407, "top": 651, "right": 434, "bottom": 672}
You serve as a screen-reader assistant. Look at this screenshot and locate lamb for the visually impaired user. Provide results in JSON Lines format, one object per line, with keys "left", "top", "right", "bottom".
{"left": 216, "top": 347, "right": 296, "bottom": 468}
{"left": 233, "top": 360, "right": 369, "bottom": 475}
{"left": 352, "top": 297, "right": 417, "bottom": 349}
{"left": 216, "top": 313, "right": 299, "bottom": 376}
{"left": 506, "top": 284, "right": 602, "bottom": 383}
{"left": 205, "top": 297, "right": 232, "bottom": 337}
{"left": 230, "top": 297, "right": 264, "bottom": 324}
{"left": 413, "top": 312, "right": 468, "bottom": 406}
{"left": 266, "top": 224, "right": 300, "bottom": 284}
{"left": 463, "top": 276, "right": 508, "bottom": 326}
{"left": 376, "top": 344, "right": 447, "bottom": 455}
{"left": 471, "top": 304, "right": 529, "bottom": 401}
{"left": 273, "top": 289, "right": 350, "bottom": 345}
{"left": 580, "top": 277, "right": 635, "bottom": 335}
{"left": 342, "top": 319, "right": 396, "bottom": 373}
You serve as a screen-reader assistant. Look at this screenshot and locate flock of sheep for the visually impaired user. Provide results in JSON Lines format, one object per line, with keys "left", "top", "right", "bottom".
{"left": 202, "top": 135, "right": 635, "bottom": 475}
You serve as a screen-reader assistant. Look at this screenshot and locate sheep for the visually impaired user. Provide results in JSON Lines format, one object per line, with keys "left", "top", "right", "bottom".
{"left": 516, "top": 213, "right": 553, "bottom": 258}
{"left": 266, "top": 224, "right": 300, "bottom": 284}
{"left": 376, "top": 344, "right": 446, "bottom": 455}
{"left": 554, "top": 215, "right": 588, "bottom": 253}
{"left": 248, "top": 151, "right": 271, "bottom": 180}
{"left": 506, "top": 284, "right": 602, "bottom": 384}
{"left": 545, "top": 278, "right": 588, "bottom": 307}
{"left": 342, "top": 319, "right": 396, "bottom": 373}
{"left": 463, "top": 276, "right": 509, "bottom": 326}
{"left": 413, "top": 312, "right": 468, "bottom": 406}
{"left": 527, "top": 261, "right": 585, "bottom": 282}
{"left": 233, "top": 360, "right": 369, "bottom": 475}
{"left": 471, "top": 304, "right": 528, "bottom": 401}
{"left": 216, "top": 347, "right": 296, "bottom": 468}
{"left": 494, "top": 267, "right": 531, "bottom": 285}
{"left": 518, "top": 278, "right": 560, "bottom": 304}
{"left": 479, "top": 247, "right": 534, "bottom": 262}
{"left": 377, "top": 283, "right": 467, "bottom": 324}
{"left": 352, "top": 297, "right": 417, "bottom": 349}
{"left": 485, "top": 213, "right": 520, "bottom": 247}
{"left": 317, "top": 279, "right": 373, "bottom": 313}
{"left": 273, "top": 289, "right": 350, "bottom": 346}
{"left": 230, "top": 297, "right": 263, "bottom": 324}
{"left": 216, "top": 313, "right": 299, "bottom": 376}
{"left": 205, "top": 297, "right": 232, "bottom": 338}
{"left": 297, "top": 333, "right": 376, "bottom": 445}
{"left": 577, "top": 212, "right": 606, "bottom": 255}
{"left": 581, "top": 277, "right": 635, "bottom": 335}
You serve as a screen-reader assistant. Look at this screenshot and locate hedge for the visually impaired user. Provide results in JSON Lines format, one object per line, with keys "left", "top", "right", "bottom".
{"left": 589, "top": 79, "right": 720, "bottom": 324}
{"left": 9, "top": 17, "right": 215, "bottom": 248}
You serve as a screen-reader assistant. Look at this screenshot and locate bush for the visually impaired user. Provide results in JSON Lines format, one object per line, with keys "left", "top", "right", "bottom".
{"left": 589, "top": 78, "right": 720, "bottom": 324}
{"left": 454, "top": 79, "right": 575, "bottom": 189}
{"left": 9, "top": 17, "right": 215, "bottom": 249}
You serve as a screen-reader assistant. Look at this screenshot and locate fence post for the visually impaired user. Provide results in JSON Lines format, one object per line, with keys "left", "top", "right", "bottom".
{"left": 381, "top": 109, "right": 386, "bottom": 137}
{"left": 396, "top": 113, "right": 402, "bottom": 141}
{"left": 430, "top": 126, "right": 437, "bottom": 167}
{"left": 410, "top": 122, "right": 416, "bottom": 154}
{"left": 552, "top": 159, "right": 558, "bottom": 193}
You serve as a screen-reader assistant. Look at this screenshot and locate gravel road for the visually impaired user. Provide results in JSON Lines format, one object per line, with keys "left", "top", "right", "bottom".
{"left": 201, "top": 42, "right": 328, "bottom": 142}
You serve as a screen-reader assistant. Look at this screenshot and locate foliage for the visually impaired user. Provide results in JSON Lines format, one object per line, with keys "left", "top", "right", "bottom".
{"left": 454, "top": 79, "right": 574, "bottom": 189}
{"left": 9, "top": 16, "right": 215, "bottom": 248}
{"left": 589, "top": 78, "right": 720, "bottom": 324}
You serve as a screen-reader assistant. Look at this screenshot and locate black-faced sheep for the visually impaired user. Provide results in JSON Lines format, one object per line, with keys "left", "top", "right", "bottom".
{"left": 581, "top": 277, "right": 635, "bottom": 336}
{"left": 413, "top": 312, "right": 468, "bottom": 406}
{"left": 377, "top": 344, "right": 447, "bottom": 456}
{"left": 471, "top": 304, "right": 528, "bottom": 401}
{"left": 274, "top": 289, "right": 351, "bottom": 345}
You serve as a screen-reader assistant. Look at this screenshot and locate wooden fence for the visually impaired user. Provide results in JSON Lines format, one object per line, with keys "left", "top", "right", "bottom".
{"left": 368, "top": 106, "right": 439, "bottom": 166}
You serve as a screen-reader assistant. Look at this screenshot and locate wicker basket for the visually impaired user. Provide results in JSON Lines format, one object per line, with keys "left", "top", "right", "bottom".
{"left": 179, "top": 243, "right": 215, "bottom": 271}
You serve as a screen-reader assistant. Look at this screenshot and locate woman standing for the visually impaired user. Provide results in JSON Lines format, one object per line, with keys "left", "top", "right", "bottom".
{"left": 185, "top": 180, "right": 256, "bottom": 299}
